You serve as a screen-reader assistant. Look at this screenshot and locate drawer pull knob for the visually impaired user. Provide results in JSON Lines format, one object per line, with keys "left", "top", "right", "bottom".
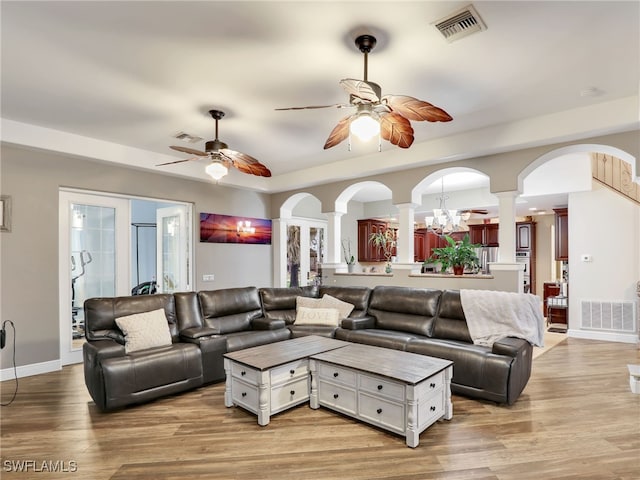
{"left": 333, "top": 372, "right": 339, "bottom": 378}
{"left": 377, "top": 408, "right": 383, "bottom": 414}
{"left": 241, "top": 392, "right": 247, "bottom": 397}
{"left": 430, "top": 382, "right": 436, "bottom": 388}
{"left": 333, "top": 394, "right": 339, "bottom": 399}
{"left": 241, "top": 371, "right": 246, "bottom": 376}
{"left": 290, "top": 390, "right": 295, "bottom": 396}
{"left": 377, "top": 385, "right": 383, "bottom": 390}
{"left": 430, "top": 405, "right": 436, "bottom": 412}
{"left": 289, "top": 369, "right": 295, "bottom": 375}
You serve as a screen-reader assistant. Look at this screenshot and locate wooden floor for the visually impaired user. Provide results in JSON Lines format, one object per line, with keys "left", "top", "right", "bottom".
{"left": 1, "top": 337, "right": 639, "bottom": 480}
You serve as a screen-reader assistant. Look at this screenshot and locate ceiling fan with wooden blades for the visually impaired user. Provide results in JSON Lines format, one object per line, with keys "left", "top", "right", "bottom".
{"left": 158, "top": 109, "right": 271, "bottom": 180}
{"left": 276, "top": 34, "right": 452, "bottom": 150}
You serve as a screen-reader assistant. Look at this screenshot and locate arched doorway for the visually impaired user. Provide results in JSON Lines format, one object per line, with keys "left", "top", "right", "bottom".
{"left": 275, "top": 193, "right": 327, "bottom": 287}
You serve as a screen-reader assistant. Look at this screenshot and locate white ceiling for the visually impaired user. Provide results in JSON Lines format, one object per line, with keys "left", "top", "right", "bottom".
{"left": 2, "top": 1, "right": 639, "bottom": 210}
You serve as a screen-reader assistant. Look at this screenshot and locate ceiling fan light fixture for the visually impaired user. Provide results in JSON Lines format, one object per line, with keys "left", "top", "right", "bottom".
{"left": 205, "top": 161, "right": 228, "bottom": 181}
{"left": 350, "top": 112, "right": 380, "bottom": 141}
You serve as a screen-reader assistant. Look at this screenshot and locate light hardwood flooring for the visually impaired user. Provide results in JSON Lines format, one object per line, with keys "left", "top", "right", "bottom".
{"left": 1, "top": 337, "right": 639, "bottom": 480}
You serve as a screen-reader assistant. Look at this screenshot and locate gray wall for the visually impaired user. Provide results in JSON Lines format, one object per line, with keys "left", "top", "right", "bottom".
{"left": 0, "top": 144, "right": 272, "bottom": 368}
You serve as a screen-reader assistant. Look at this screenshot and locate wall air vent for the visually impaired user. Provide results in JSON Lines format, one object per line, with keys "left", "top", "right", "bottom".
{"left": 433, "top": 4, "right": 487, "bottom": 43}
{"left": 173, "top": 132, "right": 203, "bottom": 144}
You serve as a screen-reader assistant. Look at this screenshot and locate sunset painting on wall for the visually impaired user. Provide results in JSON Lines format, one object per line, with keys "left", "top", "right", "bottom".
{"left": 200, "top": 213, "right": 272, "bottom": 244}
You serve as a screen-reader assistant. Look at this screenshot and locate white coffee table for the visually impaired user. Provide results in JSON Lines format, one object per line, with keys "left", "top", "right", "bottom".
{"left": 309, "top": 343, "right": 453, "bottom": 448}
{"left": 223, "top": 336, "right": 348, "bottom": 426}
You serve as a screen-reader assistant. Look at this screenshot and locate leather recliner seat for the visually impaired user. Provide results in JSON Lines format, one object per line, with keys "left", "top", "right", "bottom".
{"left": 83, "top": 294, "right": 203, "bottom": 411}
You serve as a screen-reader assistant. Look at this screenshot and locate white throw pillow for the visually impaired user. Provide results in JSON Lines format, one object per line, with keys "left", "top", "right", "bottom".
{"left": 296, "top": 296, "right": 324, "bottom": 309}
{"left": 321, "top": 294, "right": 355, "bottom": 319}
{"left": 115, "top": 308, "right": 173, "bottom": 353}
{"left": 294, "top": 306, "right": 341, "bottom": 326}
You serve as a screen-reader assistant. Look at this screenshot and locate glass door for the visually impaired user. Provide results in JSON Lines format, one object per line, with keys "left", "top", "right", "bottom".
{"left": 308, "top": 226, "right": 325, "bottom": 286}
{"left": 59, "top": 191, "right": 129, "bottom": 365}
{"left": 156, "top": 205, "right": 191, "bottom": 293}
{"left": 283, "top": 219, "right": 326, "bottom": 287}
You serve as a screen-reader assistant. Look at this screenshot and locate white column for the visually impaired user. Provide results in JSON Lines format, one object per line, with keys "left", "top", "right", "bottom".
{"left": 394, "top": 203, "right": 418, "bottom": 264}
{"left": 324, "top": 212, "right": 344, "bottom": 265}
{"left": 271, "top": 218, "right": 287, "bottom": 287}
{"left": 496, "top": 191, "right": 518, "bottom": 263}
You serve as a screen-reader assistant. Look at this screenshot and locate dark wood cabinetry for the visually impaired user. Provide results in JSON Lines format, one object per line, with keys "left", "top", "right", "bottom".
{"left": 413, "top": 229, "right": 463, "bottom": 262}
{"left": 357, "top": 219, "right": 396, "bottom": 262}
{"left": 468, "top": 224, "right": 499, "bottom": 246}
{"left": 414, "top": 230, "right": 426, "bottom": 262}
{"left": 554, "top": 208, "right": 568, "bottom": 261}
{"left": 516, "top": 222, "right": 534, "bottom": 251}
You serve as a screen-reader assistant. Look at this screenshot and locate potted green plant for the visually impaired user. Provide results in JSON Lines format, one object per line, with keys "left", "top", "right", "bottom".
{"left": 429, "top": 233, "right": 480, "bottom": 275}
{"left": 341, "top": 238, "right": 356, "bottom": 273}
{"left": 369, "top": 229, "right": 396, "bottom": 273}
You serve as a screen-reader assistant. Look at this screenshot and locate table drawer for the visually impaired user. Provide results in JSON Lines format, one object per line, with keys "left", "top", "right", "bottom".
{"left": 271, "top": 359, "right": 308, "bottom": 385}
{"left": 231, "top": 377, "right": 259, "bottom": 413}
{"left": 359, "top": 373, "right": 405, "bottom": 401}
{"left": 231, "top": 363, "right": 260, "bottom": 385}
{"left": 318, "top": 380, "right": 357, "bottom": 416}
{"left": 271, "top": 377, "right": 309, "bottom": 413}
{"left": 418, "top": 388, "right": 444, "bottom": 430}
{"left": 359, "top": 392, "right": 405, "bottom": 433}
{"left": 317, "top": 363, "right": 357, "bottom": 386}
{"left": 415, "top": 371, "right": 445, "bottom": 397}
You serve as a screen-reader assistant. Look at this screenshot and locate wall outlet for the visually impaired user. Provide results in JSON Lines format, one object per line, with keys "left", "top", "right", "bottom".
{"left": 580, "top": 254, "right": 593, "bottom": 262}
{"left": 202, "top": 274, "right": 215, "bottom": 281}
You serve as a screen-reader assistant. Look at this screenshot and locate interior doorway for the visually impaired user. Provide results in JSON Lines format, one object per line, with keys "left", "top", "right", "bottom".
{"left": 284, "top": 219, "right": 327, "bottom": 287}
{"left": 59, "top": 190, "right": 193, "bottom": 365}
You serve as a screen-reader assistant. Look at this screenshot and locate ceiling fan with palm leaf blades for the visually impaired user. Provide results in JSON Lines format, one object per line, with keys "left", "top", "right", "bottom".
{"left": 158, "top": 109, "right": 271, "bottom": 181}
{"left": 276, "top": 34, "right": 453, "bottom": 150}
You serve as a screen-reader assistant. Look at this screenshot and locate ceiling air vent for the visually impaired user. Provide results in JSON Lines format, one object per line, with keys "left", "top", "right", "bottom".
{"left": 433, "top": 4, "right": 487, "bottom": 43}
{"left": 173, "top": 131, "right": 203, "bottom": 144}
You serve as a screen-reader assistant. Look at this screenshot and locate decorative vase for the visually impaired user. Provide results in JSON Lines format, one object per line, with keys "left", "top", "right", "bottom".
{"left": 385, "top": 263, "right": 392, "bottom": 274}
{"left": 347, "top": 264, "right": 355, "bottom": 273}
{"left": 453, "top": 265, "right": 464, "bottom": 276}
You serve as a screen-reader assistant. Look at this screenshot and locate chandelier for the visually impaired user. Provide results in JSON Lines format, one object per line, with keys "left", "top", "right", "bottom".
{"left": 425, "top": 178, "right": 462, "bottom": 233}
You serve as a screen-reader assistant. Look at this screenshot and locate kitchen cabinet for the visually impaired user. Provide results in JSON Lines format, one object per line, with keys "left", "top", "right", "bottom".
{"left": 554, "top": 208, "right": 568, "bottom": 261}
{"left": 516, "top": 222, "right": 534, "bottom": 251}
{"left": 468, "top": 224, "right": 499, "bottom": 246}
{"left": 357, "top": 219, "right": 396, "bottom": 262}
{"left": 414, "top": 230, "right": 426, "bottom": 262}
{"left": 414, "top": 229, "right": 451, "bottom": 262}
{"left": 426, "top": 231, "right": 446, "bottom": 261}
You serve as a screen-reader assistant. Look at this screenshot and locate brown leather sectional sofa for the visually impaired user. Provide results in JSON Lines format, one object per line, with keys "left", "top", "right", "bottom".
{"left": 83, "top": 285, "right": 533, "bottom": 411}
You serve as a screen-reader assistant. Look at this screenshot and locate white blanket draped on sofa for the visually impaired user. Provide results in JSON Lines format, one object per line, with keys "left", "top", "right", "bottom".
{"left": 459, "top": 289, "right": 545, "bottom": 347}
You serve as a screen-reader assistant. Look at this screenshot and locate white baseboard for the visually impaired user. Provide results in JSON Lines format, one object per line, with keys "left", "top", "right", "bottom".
{"left": 568, "top": 328, "right": 639, "bottom": 344}
{"left": 0, "top": 359, "right": 61, "bottom": 382}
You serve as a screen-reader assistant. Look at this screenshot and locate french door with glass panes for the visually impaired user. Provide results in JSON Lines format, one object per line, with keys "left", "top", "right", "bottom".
{"left": 284, "top": 219, "right": 327, "bottom": 287}
{"left": 58, "top": 191, "right": 129, "bottom": 365}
